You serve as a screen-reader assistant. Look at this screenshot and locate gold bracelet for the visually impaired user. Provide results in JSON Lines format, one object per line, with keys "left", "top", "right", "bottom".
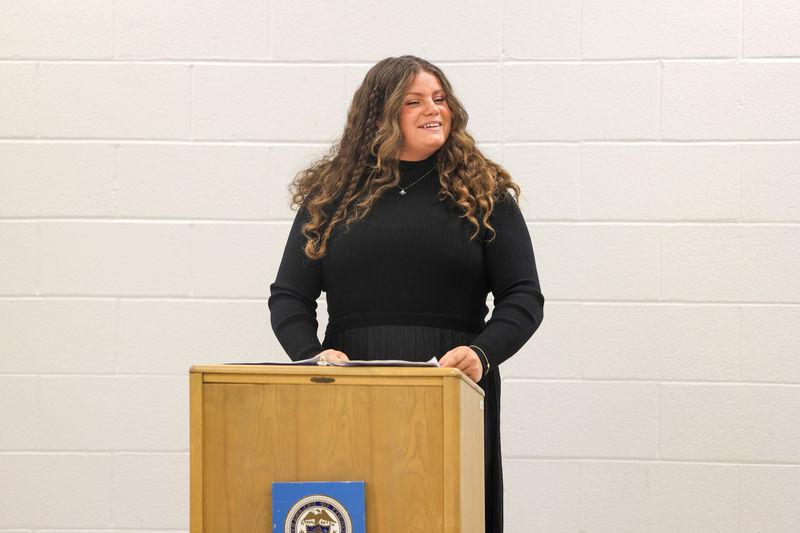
{"left": 469, "top": 345, "right": 490, "bottom": 373}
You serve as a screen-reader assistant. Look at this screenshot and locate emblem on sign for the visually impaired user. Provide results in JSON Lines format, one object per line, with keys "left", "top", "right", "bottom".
{"left": 285, "top": 494, "right": 351, "bottom": 533}
{"left": 273, "top": 481, "right": 365, "bottom": 533}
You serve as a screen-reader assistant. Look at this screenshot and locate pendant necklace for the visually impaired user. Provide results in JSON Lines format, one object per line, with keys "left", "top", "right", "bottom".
{"left": 397, "top": 165, "right": 436, "bottom": 196}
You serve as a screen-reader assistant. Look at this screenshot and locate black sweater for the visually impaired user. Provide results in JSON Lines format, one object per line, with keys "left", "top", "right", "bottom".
{"left": 268, "top": 148, "right": 545, "bottom": 373}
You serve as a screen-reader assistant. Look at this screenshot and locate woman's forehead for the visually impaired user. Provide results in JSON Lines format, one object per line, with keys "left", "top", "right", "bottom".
{"left": 404, "top": 72, "right": 444, "bottom": 94}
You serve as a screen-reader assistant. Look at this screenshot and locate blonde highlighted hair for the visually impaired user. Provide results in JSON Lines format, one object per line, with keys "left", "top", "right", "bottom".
{"left": 287, "top": 55, "right": 522, "bottom": 260}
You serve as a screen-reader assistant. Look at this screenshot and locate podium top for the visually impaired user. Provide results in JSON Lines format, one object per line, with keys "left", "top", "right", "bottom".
{"left": 189, "top": 364, "right": 484, "bottom": 396}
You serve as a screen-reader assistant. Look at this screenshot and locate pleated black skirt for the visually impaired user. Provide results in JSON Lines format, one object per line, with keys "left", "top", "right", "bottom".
{"left": 321, "top": 324, "right": 503, "bottom": 533}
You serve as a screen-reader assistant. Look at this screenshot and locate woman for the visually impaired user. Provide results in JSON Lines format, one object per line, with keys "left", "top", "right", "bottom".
{"left": 268, "top": 55, "right": 544, "bottom": 533}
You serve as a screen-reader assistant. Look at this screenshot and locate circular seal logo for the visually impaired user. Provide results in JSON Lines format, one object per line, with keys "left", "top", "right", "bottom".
{"left": 285, "top": 494, "right": 351, "bottom": 533}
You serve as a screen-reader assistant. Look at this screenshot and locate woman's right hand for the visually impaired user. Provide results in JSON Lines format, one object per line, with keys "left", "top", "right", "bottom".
{"left": 317, "top": 349, "right": 350, "bottom": 363}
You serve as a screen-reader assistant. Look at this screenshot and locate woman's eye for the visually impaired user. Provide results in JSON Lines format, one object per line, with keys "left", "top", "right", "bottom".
{"left": 407, "top": 97, "right": 446, "bottom": 105}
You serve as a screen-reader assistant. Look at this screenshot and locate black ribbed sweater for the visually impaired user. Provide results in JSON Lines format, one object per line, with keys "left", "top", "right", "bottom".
{"left": 268, "top": 148, "right": 545, "bottom": 372}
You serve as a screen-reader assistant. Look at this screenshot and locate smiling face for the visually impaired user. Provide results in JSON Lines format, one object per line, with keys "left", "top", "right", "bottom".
{"left": 396, "top": 70, "right": 452, "bottom": 161}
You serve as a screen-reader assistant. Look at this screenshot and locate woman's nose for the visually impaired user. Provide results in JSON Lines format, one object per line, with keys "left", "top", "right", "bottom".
{"left": 424, "top": 100, "right": 440, "bottom": 114}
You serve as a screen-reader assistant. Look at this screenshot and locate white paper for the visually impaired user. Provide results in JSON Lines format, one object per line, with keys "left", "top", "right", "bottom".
{"left": 228, "top": 355, "right": 441, "bottom": 367}
{"left": 320, "top": 356, "right": 441, "bottom": 367}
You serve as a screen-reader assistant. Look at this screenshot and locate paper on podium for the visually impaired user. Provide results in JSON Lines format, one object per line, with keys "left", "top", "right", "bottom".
{"left": 324, "top": 356, "right": 441, "bottom": 367}
{"left": 227, "top": 354, "right": 441, "bottom": 367}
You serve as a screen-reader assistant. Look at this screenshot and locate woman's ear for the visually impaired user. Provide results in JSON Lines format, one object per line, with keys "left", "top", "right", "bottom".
{"left": 376, "top": 117, "right": 384, "bottom": 129}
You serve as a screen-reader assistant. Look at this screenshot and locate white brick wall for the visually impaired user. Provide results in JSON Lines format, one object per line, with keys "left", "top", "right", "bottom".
{"left": 0, "top": 0, "right": 798, "bottom": 531}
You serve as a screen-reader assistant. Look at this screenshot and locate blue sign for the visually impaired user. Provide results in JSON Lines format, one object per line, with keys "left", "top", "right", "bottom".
{"left": 272, "top": 481, "right": 366, "bottom": 533}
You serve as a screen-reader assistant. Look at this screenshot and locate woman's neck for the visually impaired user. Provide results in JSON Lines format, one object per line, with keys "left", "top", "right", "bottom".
{"left": 398, "top": 146, "right": 440, "bottom": 172}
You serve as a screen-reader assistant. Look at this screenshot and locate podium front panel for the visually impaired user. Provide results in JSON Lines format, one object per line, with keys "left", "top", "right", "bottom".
{"left": 190, "top": 365, "right": 485, "bottom": 532}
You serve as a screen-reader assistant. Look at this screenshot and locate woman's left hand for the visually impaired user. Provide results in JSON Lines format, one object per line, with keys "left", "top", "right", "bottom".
{"left": 439, "top": 345, "right": 483, "bottom": 383}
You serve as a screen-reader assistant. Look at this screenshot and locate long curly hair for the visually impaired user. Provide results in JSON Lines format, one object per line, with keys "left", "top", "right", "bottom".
{"left": 287, "top": 55, "right": 522, "bottom": 260}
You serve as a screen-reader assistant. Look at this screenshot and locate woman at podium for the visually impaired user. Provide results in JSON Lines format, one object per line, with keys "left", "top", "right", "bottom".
{"left": 268, "top": 55, "right": 545, "bottom": 533}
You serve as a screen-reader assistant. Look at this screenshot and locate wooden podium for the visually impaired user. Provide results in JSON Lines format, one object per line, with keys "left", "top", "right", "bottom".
{"left": 189, "top": 364, "right": 485, "bottom": 532}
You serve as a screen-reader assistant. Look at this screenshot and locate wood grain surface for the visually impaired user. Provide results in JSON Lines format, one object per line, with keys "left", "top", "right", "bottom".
{"left": 190, "top": 366, "right": 484, "bottom": 532}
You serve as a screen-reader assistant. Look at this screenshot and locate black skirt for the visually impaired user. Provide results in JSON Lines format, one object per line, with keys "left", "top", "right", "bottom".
{"left": 322, "top": 324, "right": 503, "bottom": 533}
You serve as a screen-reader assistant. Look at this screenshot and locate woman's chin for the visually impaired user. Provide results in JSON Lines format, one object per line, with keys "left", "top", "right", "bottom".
{"left": 419, "top": 136, "right": 445, "bottom": 148}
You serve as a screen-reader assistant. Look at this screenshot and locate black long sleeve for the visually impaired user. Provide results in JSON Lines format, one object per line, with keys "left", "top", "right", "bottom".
{"left": 268, "top": 148, "right": 544, "bottom": 368}
{"left": 468, "top": 194, "right": 545, "bottom": 371}
{"left": 268, "top": 205, "right": 324, "bottom": 360}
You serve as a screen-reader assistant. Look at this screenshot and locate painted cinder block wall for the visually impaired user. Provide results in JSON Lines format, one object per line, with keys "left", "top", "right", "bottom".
{"left": 1, "top": 0, "right": 799, "bottom": 531}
